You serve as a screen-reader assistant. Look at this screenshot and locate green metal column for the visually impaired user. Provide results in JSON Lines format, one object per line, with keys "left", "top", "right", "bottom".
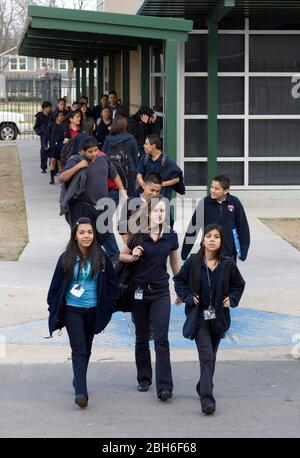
{"left": 89, "top": 57, "right": 95, "bottom": 106}
{"left": 141, "top": 45, "right": 150, "bottom": 107}
{"left": 109, "top": 52, "right": 115, "bottom": 91}
{"left": 97, "top": 56, "right": 103, "bottom": 101}
{"left": 122, "top": 51, "right": 130, "bottom": 112}
{"left": 165, "top": 39, "right": 177, "bottom": 162}
{"left": 207, "top": 21, "right": 218, "bottom": 192}
{"left": 76, "top": 65, "right": 80, "bottom": 101}
{"left": 81, "top": 60, "right": 87, "bottom": 96}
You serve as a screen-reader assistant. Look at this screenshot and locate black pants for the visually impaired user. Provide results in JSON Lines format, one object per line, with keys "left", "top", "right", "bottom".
{"left": 65, "top": 306, "right": 96, "bottom": 398}
{"left": 195, "top": 315, "right": 221, "bottom": 410}
{"left": 131, "top": 287, "right": 173, "bottom": 396}
{"left": 40, "top": 136, "right": 48, "bottom": 171}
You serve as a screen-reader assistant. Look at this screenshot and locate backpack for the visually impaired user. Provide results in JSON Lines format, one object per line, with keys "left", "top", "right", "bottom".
{"left": 107, "top": 142, "right": 128, "bottom": 189}
{"left": 144, "top": 153, "right": 185, "bottom": 195}
{"left": 60, "top": 137, "right": 77, "bottom": 167}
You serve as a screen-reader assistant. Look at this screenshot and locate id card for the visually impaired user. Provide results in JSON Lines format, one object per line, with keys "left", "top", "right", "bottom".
{"left": 203, "top": 308, "right": 216, "bottom": 321}
{"left": 70, "top": 284, "right": 85, "bottom": 298}
{"left": 134, "top": 288, "right": 143, "bottom": 300}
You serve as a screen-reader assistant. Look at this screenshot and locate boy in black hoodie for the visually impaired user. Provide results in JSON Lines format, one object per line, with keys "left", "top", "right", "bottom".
{"left": 33, "top": 101, "right": 52, "bottom": 173}
{"left": 181, "top": 175, "right": 250, "bottom": 261}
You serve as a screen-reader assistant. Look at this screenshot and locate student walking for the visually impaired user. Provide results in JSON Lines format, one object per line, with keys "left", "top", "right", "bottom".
{"left": 47, "top": 217, "right": 119, "bottom": 408}
{"left": 44, "top": 111, "right": 68, "bottom": 184}
{"left": 119, "top": 197, "right": 180, "bottom": 401}
{"left": 181, "top": 175, "right": 250, "bottom": 262}
{"left": 174, "top": 224, "right": 245, "bottom": 415}
{"left": 33, "top": 101, "right": 52, "bottom": 173}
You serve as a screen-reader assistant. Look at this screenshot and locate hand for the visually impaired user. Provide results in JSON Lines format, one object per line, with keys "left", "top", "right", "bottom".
{"left": 150, "top": 113, "right": 157, "bottom": 123}
{"left": 223, "top": 296, "right": 230, "bottom": 308}
{"left": 174, "top": 296, "right": 182, "bottom": 306}
{"left": 78, "top": 159, "right": 89, "bottom": 169}
{"left": 193, "top": 294, "right": 199, "bottom": 305}
{"left": 132, "top": 245, "right": 144, "bottom": 260}
{"left": 63, "top": 138, "right": 70, "bottom": 144}
{"left": 119, "top": 189, "right": 128, "bottom": 201}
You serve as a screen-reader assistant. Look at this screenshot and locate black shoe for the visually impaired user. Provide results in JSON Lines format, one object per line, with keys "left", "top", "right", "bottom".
{"left": 41, "top": 169, "right": 47, "bottom": 174}
{"left": 158, "top": 390, "right": 172, "bottom": 401}
{"left": 75, "top": 394, "right": 88, "bottom": 408}
{"left": 49, "top": 181, "right": 54, "bottom": 185}
{"left": 202, "top": 405, "right": 215, "bottom": 415}
{"left": 137, "top": 383, "right": 151, "bottom": 392}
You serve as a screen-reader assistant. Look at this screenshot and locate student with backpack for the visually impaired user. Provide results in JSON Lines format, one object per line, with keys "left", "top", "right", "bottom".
{"left": 102, "top": 115, "right": 139, "bottom": 198}
{"left": 174, "top": 224, "right": 245, "bottom": 415}
{"left": 33, "top": 101, "right": 52, "bottom": 173}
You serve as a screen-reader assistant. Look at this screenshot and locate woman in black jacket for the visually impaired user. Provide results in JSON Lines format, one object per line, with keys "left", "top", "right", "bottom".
{"left": 174, "top": 224, "right": 245, "bottom": 415}
{"left": 47, "top": 217, "right": 119, "bottom": 409}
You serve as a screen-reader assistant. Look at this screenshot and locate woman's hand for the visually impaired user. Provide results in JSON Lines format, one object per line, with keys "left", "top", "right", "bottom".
{"left": 193, "top": 294, "right": 199, "bottom": 305}
{"left": 63, "top": 138, "right": 70, "bottom": 144}
{"left": 174, "top": 296, "right": 182, "bottom": 306}
{"left": 223, "top": 296, "right": 230, "bottom": 308}
{"left": 132, "top": 245, "right": 144, "bottom": 261}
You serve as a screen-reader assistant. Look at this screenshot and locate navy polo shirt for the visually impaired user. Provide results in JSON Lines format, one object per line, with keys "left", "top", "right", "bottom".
{"left": 200, "top": 258, "right": 221, "bottom": 309}
{"left": 127, "top": 229, "right": 179, "bottom": 285}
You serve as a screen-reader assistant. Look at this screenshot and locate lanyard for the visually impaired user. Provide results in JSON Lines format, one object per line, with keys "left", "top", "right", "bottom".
{"left": 76, "top": 260, "right": 91, "bottom": 286}
{"left": 204, "top": 258, "right": 218, "bottom": 309}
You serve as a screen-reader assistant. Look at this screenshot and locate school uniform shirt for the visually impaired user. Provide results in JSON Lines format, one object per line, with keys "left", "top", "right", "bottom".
{"left": 63, "top": 155, "right": 118, "bottom": 204}
{"left": 181, "top": 194, "right": 250, "bottom": 261}
{"left": 33, "top": 112, "right": 51, "bottom": 137}
{"left": 127, "top": 229, "right": 179, "bottom": 285}
{"left": 44, "top": 122, "right": 68, "bottom": 159}
{"left": 66, "top": 259, "right": 99, "bottom": 308}
{"left": 136, "top": 152, "right": 182, "bottom": 200}
{"left": 199, "top": 258, "right": 221, "bottom": 309}
{"left": 95, "top": 120, "right": 112, "bottom": 148}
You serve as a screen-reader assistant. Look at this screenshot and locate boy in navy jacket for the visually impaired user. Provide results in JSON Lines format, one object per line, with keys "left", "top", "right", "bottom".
{"left": 181, "top": 175, "right": 250, "bottom": 261}
{"left": 33, "top": 101, "right": 52, "bottom": 172}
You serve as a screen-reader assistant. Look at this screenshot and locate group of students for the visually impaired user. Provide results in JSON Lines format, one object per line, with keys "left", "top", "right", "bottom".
{"left": 47, "top": 168, "right": 250, "bottom": 415}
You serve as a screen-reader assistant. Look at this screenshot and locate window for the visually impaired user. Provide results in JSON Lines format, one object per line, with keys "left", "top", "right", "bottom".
{"left": 59, "top": 60, "right": 67, "bottom": 71}
{"left": 250, "top": 36, "right": 300, "bottom": 72}
{"left": 19, "top": 57, "right": 27, "bottom": 71}
{"left": 10, "top": 58, "right": 17, "bottom": 71}
{"left": 40, "top": 58, "right": 54, "bottom": 70}
{"left": 249, "top": 120, "right": 300, "bottom": 157}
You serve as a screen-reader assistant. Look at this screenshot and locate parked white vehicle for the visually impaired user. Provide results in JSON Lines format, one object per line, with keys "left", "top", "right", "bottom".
{"left": 0, "top": 111, "right": 31, "bottom": 140}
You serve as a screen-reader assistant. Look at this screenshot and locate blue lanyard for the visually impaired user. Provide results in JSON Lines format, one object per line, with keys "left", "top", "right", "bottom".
{"left": 204, "top": 258, "right": 218, "bottom": 309}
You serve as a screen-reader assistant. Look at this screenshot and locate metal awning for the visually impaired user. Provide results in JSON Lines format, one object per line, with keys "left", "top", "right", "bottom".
{"left": 137, "top": 0, "right": 300, "bottom": 18}
{"left": 18, "top": 5, "right": 193, "bottom": 61}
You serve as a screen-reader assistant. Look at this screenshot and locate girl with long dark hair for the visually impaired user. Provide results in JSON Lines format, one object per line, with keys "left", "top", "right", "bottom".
{"left": 47, "top": 217, "right": 119, "bottom": 409}
{"left": 119, "top": 197, "right": 180, "bottom": 401}
{"left": 174, "top": 224, "right": 245, "bottom": 415}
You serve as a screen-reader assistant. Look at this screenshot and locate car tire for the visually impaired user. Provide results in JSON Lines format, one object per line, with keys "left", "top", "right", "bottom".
{"left": 0, "top": 123, "right": 18, "bottom": 140}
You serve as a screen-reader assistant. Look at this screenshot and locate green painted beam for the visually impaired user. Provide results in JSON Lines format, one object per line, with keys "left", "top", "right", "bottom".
{"left": 141, "top": 45, "right": 150, "bottom": 107}
{"left": 30, "top": 17, "right": 190, "bottom": 42}
{"left": 206, "top": 0, "right": 235, "bottom": 23}
{"left": 81, "top": 60, "right": 87, "bottom": 96}
{"left": 89, "top": 58, "right": 95, "bottom": 106}
{"left": 97, "top": 56, "right": 104, "bottom": 102}
{"left": 122, "top": 51, "right": 130, "bottom": 113}
{"left": 165, "top": 40, "right": 177, "bottom": 163}
{"left": 207, "top": 21, "right": 218, "bottom": 193}
{"left": 76, "top": 65, "right": 80, "bottom": 101}
{"left": 27, "top": 5, "right": 193, "bottom": 35}
{"left": 109, "top": 53, "right": 115, "bottom": 92}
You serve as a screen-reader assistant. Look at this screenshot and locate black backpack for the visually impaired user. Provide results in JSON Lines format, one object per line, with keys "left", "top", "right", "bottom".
{"left": 60, "top": 137, "right": 77, "bottom": 167}
{"left": 107, "top": 142, "right": 128, "bottom": 189}
{"left": 144, "top": 153, "right": 186, "bottom": 195}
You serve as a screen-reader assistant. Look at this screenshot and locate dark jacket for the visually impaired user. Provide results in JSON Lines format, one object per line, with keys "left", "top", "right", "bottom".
{"left": 59, "top": 154, "right": 87, "bottom": 216}
{"left": 102, "top": 132, "right": 139, "bottom": 195}
{"left": 33, "top": 112, "right": 51, "bottom": 137}
{"left": 181, "top": 194, "right": 250, "bottom": 261}
{"left": 128, "top": 115, "right": 147, "bottom": 154}
{"left": 174, "top": 253, "right": 245, "bottom": 338}
{"left": 47, "top": 252, "right": 119, "bottom": 337}
{"left": 44, "top": 122, "right": 68, "bottom": 157}
{"left": 95, "top": 120, "right": 111, "bottom": 148}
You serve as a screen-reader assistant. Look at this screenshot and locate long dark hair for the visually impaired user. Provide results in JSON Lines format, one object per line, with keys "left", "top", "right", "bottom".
{"left": 61, "top": 217, "right": 105, "bottom": 282}
{"left": 200, "top": 224, "right": 224, "bottom": 260}
{"left": 128, "top": 196, "right": 169, "bottom": 245}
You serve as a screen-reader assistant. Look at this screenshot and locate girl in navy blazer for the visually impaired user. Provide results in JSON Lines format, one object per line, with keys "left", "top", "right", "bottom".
{"left": 47, "top": 217, "right": 119, "bottom": 409}
{"left": 174, "top": 224, "right": 245, "bottom": 415}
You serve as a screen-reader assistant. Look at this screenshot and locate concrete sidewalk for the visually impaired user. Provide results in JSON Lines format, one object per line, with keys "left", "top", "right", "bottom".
{"left": 0, "top": 139, "right": 300, "bottom": 343}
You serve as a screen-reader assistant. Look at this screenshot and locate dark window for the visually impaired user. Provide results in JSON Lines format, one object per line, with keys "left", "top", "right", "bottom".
{"left": 185, "top": 77, "right": 244, "bottom": 114}
{"left": 151, "top": 76, "right": 164, "bottom": 112}
{"left": 249, "top": 120, "right": 300, "bottom": 157}
{"left": 249, "top": 162, "right": 300, "bottom": 185}
{"left": 250, "top": 36, "right": 300, "bottom": 72}
{"left": 249, "top": 18, "right": 300, "bottom": 30}
{"left": 151, "top": 45, "right": 164, "bottom": 73}
{"left": 185, "top": 161, "right": 244, "bottom": 186}
{"left": 185, "top": 119, "right": 244, "bottom": 157}
{"left": 249, "top": 77, "right": 300, "bottom": 114}
{"left": 185, "top": 34, "right": 244, "bottom": 73}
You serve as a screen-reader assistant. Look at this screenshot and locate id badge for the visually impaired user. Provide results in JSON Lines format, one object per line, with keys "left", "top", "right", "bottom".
{"left": 70, "top": 284, "right": 85, "bottom": 298}
{"left": 134, "top": 288, "right": 143, "bottom": 300}
{"left": 203, "top": 308, "right": 216, "bottom": 321}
